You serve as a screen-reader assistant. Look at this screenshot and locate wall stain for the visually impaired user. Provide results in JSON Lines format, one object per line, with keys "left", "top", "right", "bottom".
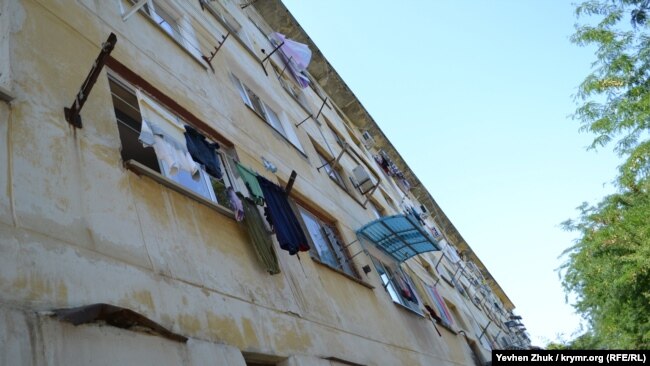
{"left": 178, "top": 314, "right": 202, "bottom": 335}
{"left": 11, "top": 274, "right": 58, "bottom": 302}
{"left": 130, "top": 290, "right": 155, "bottom": 312}
{"left": 206, "top": 312, "right": 244, "bottom": 348}
{"left": 271, "top": 317, "right": 312, "bottom": 353}
{"left": 241, "top": 317, "right": 260, "bottom": 349}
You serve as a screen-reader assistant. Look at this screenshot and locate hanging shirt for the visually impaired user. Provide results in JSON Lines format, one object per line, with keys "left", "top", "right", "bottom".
{"left": 236, "top": 163, "right": 265, "bottom": 205}
{"left": 256, "top": 175, "right": 309, "bottom": 255}
{"left": 184, "top": 125, "right": 223, "bottom": 179}
{"left": 139, "top": 120, "right": 199, "bottom": 176}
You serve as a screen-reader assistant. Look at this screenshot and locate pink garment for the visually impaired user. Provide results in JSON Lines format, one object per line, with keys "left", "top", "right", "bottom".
{"left": 227, "top": 187, "right": 244, "bottom": 222}
{"left": 269, "top": 32, "right": 311, "bottom": 88}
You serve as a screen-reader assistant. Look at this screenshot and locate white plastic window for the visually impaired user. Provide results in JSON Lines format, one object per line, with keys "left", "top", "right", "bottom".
{"left": 299, "top": 208, "right": 339, "bottom": 269}
{"left": 231, "top": 75, "right": 304, "bottom": 151}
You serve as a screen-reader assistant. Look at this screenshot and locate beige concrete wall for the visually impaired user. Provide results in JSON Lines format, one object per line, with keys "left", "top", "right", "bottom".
{"left": 0, "top": 0, "right": 515, "bottom": 364}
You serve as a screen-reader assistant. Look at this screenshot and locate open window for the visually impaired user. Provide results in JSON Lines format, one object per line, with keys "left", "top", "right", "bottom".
{"left": 369, "top": 256, "right": 422, "bottom": 314}
{"left": 121, "top": 0, "right": 203, "bottom": 61}
{"left": 108, "top": 74, "right": 236, "bottom": 209}
{"left": 296, "top": 205, "right": 358, "bottom": 278}
{"left": 316, "top": 148, "right": 348, "bottom": 192}
{"left": 271, "top": 63, "right": 312, "bottom": 113}
{"left": 423, "top": 283, "right": 455, "bottom": 329}
{"left": 231, "top": 74, "right": 304, "bottom": 152}
{"left": 199, "top": 0, "right": 253, "bottom": 50}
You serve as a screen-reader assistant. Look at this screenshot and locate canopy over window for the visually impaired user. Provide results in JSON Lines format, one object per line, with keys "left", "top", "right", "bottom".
{"left": 356, "top": 214, "right": 440, "bottom": 263}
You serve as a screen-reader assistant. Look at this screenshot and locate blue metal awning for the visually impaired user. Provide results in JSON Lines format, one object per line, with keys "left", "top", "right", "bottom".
{"left": 356, "top": 214, "right": 441, "bottom": 263}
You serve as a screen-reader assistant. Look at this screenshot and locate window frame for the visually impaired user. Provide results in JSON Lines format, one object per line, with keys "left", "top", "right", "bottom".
{"left": 316, "top": 150, "right": 347, "bottom": 191}
{"left": 296, "top": 205, "right": 359, "bottom": 279}
{"left": 123, "top": 0, "right": 206, "bottom": 67}
{"left": 199, "top": 0, "right": 254, "bottom": 51}
{"left": 370, "top": 256, "right": 423, "bottom": 315}
{"left": 108, "top": 73, "right": 239, "bottom": 212}
{"left": 231, "top": 74, "right": 305, "bottom": 152}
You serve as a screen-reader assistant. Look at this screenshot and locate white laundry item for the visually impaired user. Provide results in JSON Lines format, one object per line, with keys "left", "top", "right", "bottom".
{"left": 135, "top": 90, "right": 201, "bottom": 177}
{"left": 139, "top": 119, "right": 199, "bottom": 177}
{"left": 153, "top": 134, "right": 180, "bottom": 176}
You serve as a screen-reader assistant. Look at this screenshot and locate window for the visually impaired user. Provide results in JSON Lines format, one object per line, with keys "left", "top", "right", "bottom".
{"left": 124, "top": 0, "right": 203, "bottom": 61}
{"left": 108, "top": 75, "right": 236, "bottom": 208}
{"left": 423, "top": 284, "right": 454, "bottom": 328}
{"left": 141, "top": 1, "right": 180, "bottom": 41}
{"left": 370, "top": 256, "right": 421, "bottom": 313}
{"left": 271, "top": 63, "right": 312, "bottom": 113}
{"left": 322, "top": 116, "right": 348, "bottom": 149}
{"left": 119, "top": 0, "right": 205, "bottom": 62}
{"left": 231, "top": 75, "right": 304, "bottom": 151}
{"left": 200, "top": 0, "right": 253, "bottom": 49}
{"left": 296, "top": 206, "right": 357, "bottom": 278}
{"left": 317, "top": 151, "right": 347, "bottom": 190}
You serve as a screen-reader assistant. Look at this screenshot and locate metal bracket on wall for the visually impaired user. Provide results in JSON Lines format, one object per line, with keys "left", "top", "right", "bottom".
{"left": 284, "top": 170, "right": 297, "bottom": 195}
{"left": 64, "top": 33, "right": 117, "bottom": 129}
{"left": 316, "top": 141, "right": 381, "bottom": 208}
{"left": 202, "top": 32, "right": 230, "bottom": 72}
{"left": 296, "top": 97, "right": 328, "bottom": 127}
{"left": 260, "top": 41, "right": 284, "bottom": 76}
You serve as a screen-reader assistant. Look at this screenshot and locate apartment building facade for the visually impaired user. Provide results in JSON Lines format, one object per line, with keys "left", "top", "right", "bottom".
{"left": 0, "top": 0, "right": 530, "bottom": 365}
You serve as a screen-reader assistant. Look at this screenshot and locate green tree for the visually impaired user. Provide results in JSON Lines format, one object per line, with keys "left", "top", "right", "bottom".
{"left": 562, "top": 0, "right": 650, "bottom": 349}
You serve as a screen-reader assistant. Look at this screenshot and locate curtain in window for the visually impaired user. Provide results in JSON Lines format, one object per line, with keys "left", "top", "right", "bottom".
{"left": 425, "top": 284, "right": 454, "bottom": 327}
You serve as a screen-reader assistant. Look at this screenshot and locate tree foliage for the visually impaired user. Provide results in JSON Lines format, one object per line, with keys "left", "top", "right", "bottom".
{"left": 562, "top": 0, "right": 650, "bottom": 349}
{"left": 561, "top": 191, "right": 650, "bottom": 349}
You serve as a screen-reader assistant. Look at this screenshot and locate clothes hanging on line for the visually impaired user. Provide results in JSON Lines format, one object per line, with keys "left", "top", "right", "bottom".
{"left": 239, "top": 193, "right": 280, "bottom": 274}
{"left": 236, "top": 163, "right": 265, "bottom": 205}
{"left": 227, "top": 187, "right": 244, "bottom": 222}
{"left": 256, "top": 175, "right": 309, "bottom": 255}
{"left": 139, "top": 119, "right": 199, "bottom": 177}
{"left": 184, "top": 125, "right": 223, "bottom": 179}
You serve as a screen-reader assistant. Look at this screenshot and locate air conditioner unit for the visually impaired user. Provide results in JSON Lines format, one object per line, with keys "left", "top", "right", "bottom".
{"left": 352, "top": 165, "right": 375, "bottom": 194}
{"left": 361, "top": 131, "right": 375, "bottom": 149}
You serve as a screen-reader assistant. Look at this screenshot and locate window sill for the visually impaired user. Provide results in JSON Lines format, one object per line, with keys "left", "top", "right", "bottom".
{"left": 310, "top": 256, "right": 374, "bottom": 290}
{"left": 125, "top": 159, "right": 236, "bottom": 220}
{"left": 391, "top": 300, "right": 425, "bottom": 317}
{"left": 138, "top": 12, "right": 208, "bottom": 71}
{"left": 436, "top": 321, "right": 457, "bottom": 335}
{"left": 440, "top": 275, "right": 455, "bottom": 288}
{"left": 243, "top": 104, "right": 309, "bottom": 159}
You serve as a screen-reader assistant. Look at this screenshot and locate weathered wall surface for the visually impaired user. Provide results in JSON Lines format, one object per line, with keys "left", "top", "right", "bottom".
{"left": 0, "top": 0, "right": 516, "bottom": 364}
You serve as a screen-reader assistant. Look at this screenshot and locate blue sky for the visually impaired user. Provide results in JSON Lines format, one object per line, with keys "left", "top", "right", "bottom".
{"left": 281, "top": 0, "right": 622, "bottom": 345}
